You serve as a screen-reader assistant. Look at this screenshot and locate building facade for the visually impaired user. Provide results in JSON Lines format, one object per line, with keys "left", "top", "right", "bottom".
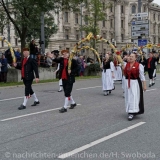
{"left": 0, "top": 0, "right": 160, "bottom": 53}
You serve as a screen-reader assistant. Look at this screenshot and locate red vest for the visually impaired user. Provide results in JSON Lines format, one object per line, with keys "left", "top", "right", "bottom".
{"left": 21, "top": 57, "right": 28, "bottom": 78}
{"left": 124, "top": 62, "right": 139, "bottom": 88}
{"left": 61, "top": 58, "right": 68, "bottom": 80}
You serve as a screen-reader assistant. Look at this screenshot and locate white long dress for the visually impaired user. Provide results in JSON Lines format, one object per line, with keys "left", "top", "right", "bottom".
{"left": 102, "top": 61, "right": 114, "bottom": 91}
{"left": 124, "top": 64, "right": 145, "bottom": 113}
{"left": 122, "top": 62, "right": 127, "bottom": 91}
{"left": 114, "top": 65, "right": 122, "bottom": 81}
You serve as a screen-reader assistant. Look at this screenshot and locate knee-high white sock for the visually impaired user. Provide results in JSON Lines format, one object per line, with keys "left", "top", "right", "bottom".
{"left": 64, "top": 97, "right": 69, "bottom": 109}
{"left": 149, "top": 79, "right": 152, "bottom": 85}
{"left": 32, "top": 93, "right": 38, "bottom": 102}
{"left": 23, "top": 96, "right": 28, "bottom": 106}
{"left": 70, "top": 96, "right": 75, "bottom": 104}
{"left": 59, "top": 86, "right": 63, "bottom": 91}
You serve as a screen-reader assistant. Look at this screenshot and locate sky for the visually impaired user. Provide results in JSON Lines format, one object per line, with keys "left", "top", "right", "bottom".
{"left": 153, "top": 0, "right": 160, "bottom": 5}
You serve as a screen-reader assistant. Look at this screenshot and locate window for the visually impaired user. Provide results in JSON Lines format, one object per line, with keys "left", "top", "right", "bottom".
{"left": 153, "top": 37, "right": 156, "bottom": 44}
{"left": 121, "top": 20, "right": 124, "bottom": 28}
{"left": 153, "top": 25, "right": 156, "bottom": 34}
{"left": 64, "top": 12, "right": 68, "bottom": 22}
{"left": 158, "top": 26, "right": 160, "bottom": 34}
{"left": 153, "top": 14, "right": 156, "bottom": 20}
{"left": 103, "top": 33, "right": 106, "bottom": 39}
{"left": 15, "top": 38, "right": 18, "bottom": 46}
{"left": 85, "top": 15, "right": 88, "bottom": 25}
{"left": 121, "top": 6, "right": 124, "bottom": 14}
{"left": 102, "top": 2, "right": 105, "bottom": 10}
{"left": 65, "top": 29, "right": 69, "bottom": 39}
{"left": 1, "top": 27, "right": 3, "bottom": 35}
{"left": 110, "top": 33, "right": 113, "bottom": 41}
{"left": 110, "top": 6, "right": 113, "bottom": 12}
{"left": 143, "top": 6, "right": 146, "bottom": 12}
{"left": 75, "top": 14, "right": 78, "bottom": 24}
{"left": 1, "top": 40, "right": 4, "bottom": 47}
{"left": 121, "top": 34, "right": 124, "bottom": 42}
{"left": 110, "top": 19, "right": 113, "bottom": 28}
{"left": 102, "top": 20, "right": 105, "bottom": 27}
{"left": 76, "top": 34, "right": 79, "bottom": 40}
{"left": 132, "top": 5, "right": 136, "bottom": 14}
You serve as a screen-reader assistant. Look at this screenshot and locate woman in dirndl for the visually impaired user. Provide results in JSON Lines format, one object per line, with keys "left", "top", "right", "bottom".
{"left": 124, "top": 53, "right": 146, "bottom": 121}
{"left": 101, "top": 53, "right": 115, "bottom": 96}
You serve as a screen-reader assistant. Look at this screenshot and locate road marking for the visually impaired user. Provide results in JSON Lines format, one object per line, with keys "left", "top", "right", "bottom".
{"left": 58, "top": 122, "right": 146, "bottom": 159}
{"left": 0, "top": 97, "right": 23, "bottom": 102}
{"left": 0, "top": 104, "right": 81, "bottom": 122}
{"left": 146, "top": 88, "right": 157, "bottom": 92}
{"left": 76, "top": 86, "right": 101, "bottom": 90}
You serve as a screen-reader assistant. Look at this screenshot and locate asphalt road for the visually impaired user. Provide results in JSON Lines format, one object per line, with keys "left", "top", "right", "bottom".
{"left": 0, "top": 75, "right": 160, "bottom": 160}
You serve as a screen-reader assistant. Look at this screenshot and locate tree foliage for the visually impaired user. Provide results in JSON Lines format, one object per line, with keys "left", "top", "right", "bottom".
{"left": 81, "top": 0, "right": 111, "bottom": 50}
{"left": 0, "top": 0, "right": 84, "bottom": 50}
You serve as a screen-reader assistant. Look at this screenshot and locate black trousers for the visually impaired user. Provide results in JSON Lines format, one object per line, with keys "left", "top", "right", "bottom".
{"left": 1, "top": 72, "right": 7, "bottom": 83}
{"left": 62, "top": 79, "right": 73, "bottom": 97}
{"left": 148, "top": 68, "right": 154, "bottom": 79}
{"left": 23, "top": 79, "right": 34, "bottom": 96}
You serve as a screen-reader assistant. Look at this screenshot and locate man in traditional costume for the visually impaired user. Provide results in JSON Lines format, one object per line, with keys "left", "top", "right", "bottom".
{"left": 124, "top": 53, "right": 146, "bottom": 121}
{"left": 153, "top": 51, "right": 159, "bottom": 80}
{"left": 52, "top": 50, "right": 63, "bottom": 92}
{"left": 147, "top": 52, "right": 156, "bottom": 87}
{"left": 48, "top": 50, "right": 78, "bottom": 113}
{"left": 13, "top": 48, "right": 40, "bottom": 110}
{"left": 101, "top": 53, "right": 115, "bottom": 96}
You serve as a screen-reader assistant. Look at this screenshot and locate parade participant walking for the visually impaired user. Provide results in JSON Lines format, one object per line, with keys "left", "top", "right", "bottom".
{"left": 52, "top": 50, "right": 63, "bottom": 92}
{"left": 122, "top": 55, "right": 130, "bottom": 98}
{"left": 113, "top": 54, "right": 122, "bottom": 82}
{"left": 13, "top": 48, "right": 40, "bottom": 110}
{"left": 124, "top": 53, "right": 146, "bottom": 121}
{"left": 0, "top": 54, "right": 8, "bottom": 83}
{"left": 101, "top": 53, "right": 115, "bottom": 96}
{"left": 147, "top": 52, "right": 156, "bottom": 87}
{"left": 48, "top": 50, "right": 78, "bottom": 113}
{"left": 153, "top": 51, "right": 159, "bottom": 80}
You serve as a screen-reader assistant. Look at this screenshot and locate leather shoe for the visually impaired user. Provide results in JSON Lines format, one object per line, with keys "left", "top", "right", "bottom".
{"left": 59, "top": 108, "right": 67, "bottom": 113}
{"left": 31, "top": 101, "right": 40, "bottom": 106}
{"left": 18, "top": 104, "right": 26, "bottom": 110}
{"left": 69, "top": 103, "right": 77, "bottom": 109}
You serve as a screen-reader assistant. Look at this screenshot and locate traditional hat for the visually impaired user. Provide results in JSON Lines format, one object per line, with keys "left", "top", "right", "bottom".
{"left": 61, "top": 49, "right": 69, "bottom": 55}
{"left": 22, "top": 48, "right": 29, "bottom": 52}
{"left": 51, "top": 50, "right": 59, "bottom": 54}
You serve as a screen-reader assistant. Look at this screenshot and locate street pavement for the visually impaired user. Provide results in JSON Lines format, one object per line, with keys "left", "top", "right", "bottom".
{"left": 0, "top": 75, "right": 160, "bottom": 160}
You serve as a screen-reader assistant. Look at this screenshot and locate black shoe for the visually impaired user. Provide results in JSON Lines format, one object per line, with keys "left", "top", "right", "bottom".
{"left": 18, "top": 104, "right": 26, "bottom": 110}
{"left": 31, "top": 101, "right": 40, "bottom": 106}
{"left": 59, "top": 108, "right": 67, "bottom": 113}
{"left": 109, "top": 91, "right": 111, "bottom": 94}
{"left": 149, "top": 84, "right": 152, "bottom": 87}
{"left": 69, "top": 103, "right": 77, "bottom": 109}
{"left": 152, "top": 83, "right": 155, "bottom": 86}
{"left": 128, "top": 114, "right": 134, "bottom": 121}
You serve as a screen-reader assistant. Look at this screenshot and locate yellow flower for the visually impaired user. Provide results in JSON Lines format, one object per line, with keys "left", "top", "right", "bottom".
{"left": 146, "top": 44, "right": 153, "bottom": 49}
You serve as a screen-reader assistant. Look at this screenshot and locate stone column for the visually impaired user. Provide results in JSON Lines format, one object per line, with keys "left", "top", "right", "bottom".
{"left": 155, "top": 24, "right": 159, "bottom": 43}
{"left": 115, "top": 1, "right": 121, "bottom": 42}
{"left": 124, "top": 2, "right": 129, "bottom": 42}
